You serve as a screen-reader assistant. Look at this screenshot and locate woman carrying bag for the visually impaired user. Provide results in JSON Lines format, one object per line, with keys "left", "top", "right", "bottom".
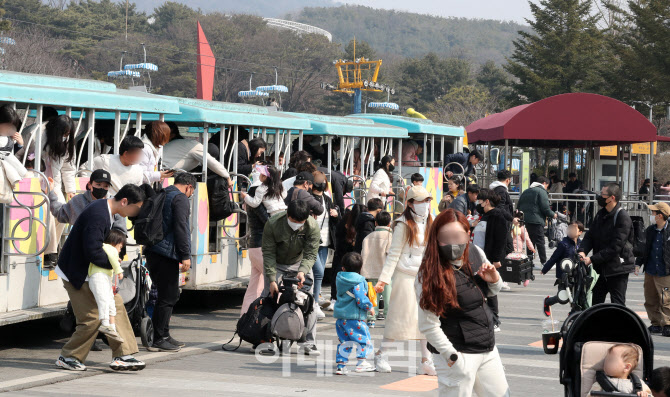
{"left": 416, "top": 209, "right": 509, "bottom": 396}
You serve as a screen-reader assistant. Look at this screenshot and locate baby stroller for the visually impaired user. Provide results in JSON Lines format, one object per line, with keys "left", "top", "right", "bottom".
{"left": 544, "top": 304, "right": 654, "bottom": 397}
{"left": 272, "top": 275, "right": 315, "bottom": 354}
{"left": 117, "top": 251, "right": 154, "bottom": 348}
{"left": 548, "top": 212, "right": 570, "bottom": 248}
{"left": 543, "top": 254, "right": 598, "bottom": 316}
{"left": 59, "top": 251, "right": 154, "bottom": 348}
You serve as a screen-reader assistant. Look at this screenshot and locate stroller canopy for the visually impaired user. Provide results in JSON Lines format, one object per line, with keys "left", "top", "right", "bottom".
{"left": 560, "top": 304, "right": 654, "bottom": 389}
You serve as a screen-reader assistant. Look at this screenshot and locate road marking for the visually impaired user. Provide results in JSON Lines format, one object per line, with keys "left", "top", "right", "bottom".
{"left": 380, "top": 375, "right": 438, "bottom": 392}
{"left": 0, "top": 371, "right": 78, "bottom": 390}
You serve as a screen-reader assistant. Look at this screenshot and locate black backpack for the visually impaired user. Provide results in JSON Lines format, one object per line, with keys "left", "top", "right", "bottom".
{"left": 223, "top": 296, "right": 277, "bottom": 351}
{"left": 207, "top": 175, "right": 235, "bottom": 222}
{"left": 131, "top": 190, "right": 166, "bottom": 246}
{"left": 630, "top": 215, "right": 647, "bottom": 257}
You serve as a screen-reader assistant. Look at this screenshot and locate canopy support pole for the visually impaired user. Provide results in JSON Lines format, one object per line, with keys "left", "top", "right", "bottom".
{"left": 431, "top": 134, "right": 435, "bottom": 168}
{"left": 113, "top": 111, "right": 121, "bottom": 156}
{"left": 423, "top": 134, "right": 428, "bottom": 166}
{"left": 87, "top": 109, "right": 95, "bottom": 171}
{"left": 327, "top": 136, "right": 332, "bottom": 183}
{"left": 299, "top": 130, "right": 303, "bottom": 151}
{"left": 628, "top": 145, "right": 633, "bottom": 197}
{"left": 650, "top": 143, "right": 655, "bottom": 205}
{"left": 202, "top": 123, "right": 209, "bottom": 181}
{"left": 504, "top": 139, "right": 509, "bottom": 171}
{"left": 616, "top": 145, "right": 620, "bottom": 185}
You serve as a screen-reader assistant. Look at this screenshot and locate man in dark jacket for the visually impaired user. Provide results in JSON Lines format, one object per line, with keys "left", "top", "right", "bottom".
{"left": 579, "top": 183, "right": 634, "bottom": 306}
{"left": 146, "top": 172, "right": 195, "bottom": 352}
{"left": 473, "top": 188, "right": 508, "bottom": 329}
{"left": 285, "top": 171, "right": 324, "bottom": 216}
{"left": 55, "top": 184, "right": 146, "bottom": 372}
{"left": 517, "top": 176, "right": 557, "bottom": 266}
{"left": 445, "top": 149, "right": 483, "bottom": 177}
{"left": 354, "top": 198, "right": 384, "bottom": 253}
{"left": 637, "top": 202, "right": 670, "bottom": 336}
{"left": 490, "top": 169, "right": 516, "bottom": 255}
{"left": 449, "top": 184, "right": 479, "bottom": 216}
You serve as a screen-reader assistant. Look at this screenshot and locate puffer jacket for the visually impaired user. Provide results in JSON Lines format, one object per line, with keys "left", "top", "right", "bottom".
{"left": 578, "top": 204, "right": 635, "bottom": 277}
{"left": 378, "top": 215, "right": 427, "bottom": 284}
{"left": 333, "top": 272, "right": 374, "bottom": 321}
{"left": 517, "top": 182, "right": 554, "bottom": 225}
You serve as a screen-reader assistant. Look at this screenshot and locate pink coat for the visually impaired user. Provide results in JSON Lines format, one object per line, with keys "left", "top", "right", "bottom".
{"left": 512, "top": 226, "right": 535, "bottom": 253}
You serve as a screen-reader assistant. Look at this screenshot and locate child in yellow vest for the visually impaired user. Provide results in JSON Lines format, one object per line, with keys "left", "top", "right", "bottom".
{"left": 88, "top": 228, "right": 126, "bottom": 343}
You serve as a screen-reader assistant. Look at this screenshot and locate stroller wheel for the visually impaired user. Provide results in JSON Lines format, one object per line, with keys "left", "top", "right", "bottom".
{"left": 140, "top": 316, "right": 154, "bottom": 348}
{"left": 531, "top": 274, "right": 536, "bottom": 281}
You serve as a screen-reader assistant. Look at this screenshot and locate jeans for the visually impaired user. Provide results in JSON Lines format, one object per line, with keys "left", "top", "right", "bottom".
{"left": 263, "top": 262, "right": 317, "bottom": 346}
{"left": 312, "top": 246, "right": 329, "bottom": 302}
{"left": 592, "top": 273, "right": 629, "bottom": 306}
{"left": 146, "top": 251, "right": 181, "bottom": 341}
{"left": 526, "top": 223, "right": 547, "bottom": 264}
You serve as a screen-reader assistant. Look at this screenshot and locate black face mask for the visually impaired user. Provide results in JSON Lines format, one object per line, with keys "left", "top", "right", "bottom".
{"left": 439, "top": 244, "right": 467, "bottom": 262}
{"left": 387, "top": 164, "right": 395, "bottom": 173}
{"left": 596, "top": 196, "right": 609, "bottom": 207}
{"left": 91, "top": 187, "right": 108, "bottom": 200}
{"left": 476, "top": 204, "right": 485, "bottom": 214}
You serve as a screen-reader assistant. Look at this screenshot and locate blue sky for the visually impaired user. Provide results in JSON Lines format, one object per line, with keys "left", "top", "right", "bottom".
{"left": 340, "top": 0, "right": 534, "bottom": 24}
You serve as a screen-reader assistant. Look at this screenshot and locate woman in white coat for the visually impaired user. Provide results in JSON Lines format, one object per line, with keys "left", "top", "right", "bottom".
{"left": 367, "top": 155, "right": 395, "bottom": 202}
{"left": 16, "top": 115, "right": 78, "bottom": 267}
{"left": 415, "top": 209, "right": 509, "bottom": 397}
{"left": 374, "top": 185, "right": 436, "bottom": 375}
{"left": 139, "top": 121, "right": 173, "bottom": 185}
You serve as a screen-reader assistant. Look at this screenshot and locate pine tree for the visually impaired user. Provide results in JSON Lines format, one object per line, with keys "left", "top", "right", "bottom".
{"left": 0, "top": 0, "right": 11, "bottom": 31}
{"left": 505, "top": 0, "right": 607, "bottom": 103}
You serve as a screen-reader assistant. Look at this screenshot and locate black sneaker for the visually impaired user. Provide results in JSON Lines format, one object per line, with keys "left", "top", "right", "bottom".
{"left": 148, "top": 337, "right": 181, "bottom": 352}
{"left": 110, "top": 356, "right": 146, "bottom": 371}
{"left": 662, "top": 326, "right": 670, "bottom": 337}
{"left": 167, "top": 335, "right": 185, "bottom": 347}
{"left": 649, "top": 325, "right": 663, "bottom": 334}
{"left": 44, "top": 253, "right": 58, "bottom": 269}
{"left": 56, "top": 356, "right": 87, "bottom": 371}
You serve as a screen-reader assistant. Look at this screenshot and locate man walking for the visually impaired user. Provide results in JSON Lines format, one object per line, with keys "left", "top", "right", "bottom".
{"left": 55, "top": 184, "right": 146, "bottom": 372}
{"left": 517, "top": 176, "right": 556, "bottom": 267}
{"left": 145, "top": 172, "right": 195, "bottom": 352}
{"left": 579, "top": 183, "right": 635, "bottom": 305}
{"left": 638, "top": 202, "right": 670, "bottom": 336}
{"left": 262, "top": 200, "right": 321, "bottom": 356}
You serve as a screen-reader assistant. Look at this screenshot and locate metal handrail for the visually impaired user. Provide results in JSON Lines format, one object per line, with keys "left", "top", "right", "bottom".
{"left": 2, "top": 171, "right": 52, "bottom": 266}
{"left": 220, "top": 208, "right": 249, "bottom": 242}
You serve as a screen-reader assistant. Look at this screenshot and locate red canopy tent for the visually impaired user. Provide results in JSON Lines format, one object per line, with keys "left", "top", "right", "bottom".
{"left": 466, "top": 93, "right": 670, "bottom": 147}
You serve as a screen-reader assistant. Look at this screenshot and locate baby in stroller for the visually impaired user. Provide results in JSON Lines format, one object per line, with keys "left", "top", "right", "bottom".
{"left": 588, "top": 344, "right": 651, "bottom": 396}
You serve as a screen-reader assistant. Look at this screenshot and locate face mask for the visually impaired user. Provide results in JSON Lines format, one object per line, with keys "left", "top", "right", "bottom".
{"left": 651, "top": 215, "right": 658, "bottom": 224}
{"left": 439, "top": 243, "right": 467, "bottom": 262}
{"left": 91, "top": 187, "right": 108, "bottom": 200}
{"left": 596, "top": 196, "right": 609, "bottom": 207}
{"left": 387, "top": 164, "right": 395, "bottom": 173}
{"left": 287, "top": 219, "right": 304, "bottom": 231}
{"left": 413, "top": 202, "right": 430, "bottom": 217}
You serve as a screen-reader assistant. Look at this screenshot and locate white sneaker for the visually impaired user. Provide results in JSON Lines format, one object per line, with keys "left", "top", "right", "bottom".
{"left": 494, "top": 324, "right": 501, "bottom": 333}
{"left": 421, "top": 359, "right": 437, "bottom": 376}
{"left": 298, "top": 344, "right": 321, "bottom": 357}
{"left": 326, "top": 300, "right": 335, "bottom": 312}
{"left": 501, "top": 282, "right": 511, "bottom": 291}
{"left": 355, "top": 360, "right": 375, "bottom": 373}
{"left": 318, "top": 297, "right": 330, "bottom": 308}
{"left": 314, "top": 305, "right": 326, "bottom": 320}
{"left": 374, "top": 352, "right": 392, "bottom": 373}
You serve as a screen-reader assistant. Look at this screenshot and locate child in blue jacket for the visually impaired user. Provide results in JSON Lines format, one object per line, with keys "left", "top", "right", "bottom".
{"left": 542, "top": 221, "right": 584, "bottom": 279}
{"left": 333, "top": 252, "right": 375, "bottom": 375}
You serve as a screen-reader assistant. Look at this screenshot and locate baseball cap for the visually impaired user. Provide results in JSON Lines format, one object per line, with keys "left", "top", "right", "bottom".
{"left": 90, "top": 169, "right": 111, "bottom": 184}
{"left": 649, "top": 202, "right": 670, "bottom": 217}
{"left": 295, "top": 171, "right": 314, "bottom": 184}
{"left": 406, "top": 185, "right": 432, "bottom": 202}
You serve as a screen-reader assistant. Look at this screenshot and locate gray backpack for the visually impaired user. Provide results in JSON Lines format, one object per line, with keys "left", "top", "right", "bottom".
{"left": 271, "top": 303, "right": 306, "bottom": 342}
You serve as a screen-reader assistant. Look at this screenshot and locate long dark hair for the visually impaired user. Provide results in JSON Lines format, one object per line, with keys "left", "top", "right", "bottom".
{"left": 418, "top": 209, "right": 473, "bottom": 316}
{"left": 345, "top": 204, "right": 364, "bottom": 245}
{"left": 263, "top": 165, "right": 283, "bottom": 200}
{"left": 45, "top": 115, "right": 75, "bottom": 163}
{"left": 0, "top": 104, "right": 21, "bottom": 130}
{"left": 379, "top": 154, "right": 394, "bottom": 180}
{"left": 400, "top": 198, "right": 433, "bottom": 248}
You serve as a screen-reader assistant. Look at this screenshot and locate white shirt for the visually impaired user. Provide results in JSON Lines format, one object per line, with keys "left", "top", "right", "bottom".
{"left": 91, "top": 154, "right": 144, "bottom": 196}
{"left": 368, "top": 168, "right": 391, "bottom": 201}
{"left": 163, "top": 138, "right": 229, "bottom": 179}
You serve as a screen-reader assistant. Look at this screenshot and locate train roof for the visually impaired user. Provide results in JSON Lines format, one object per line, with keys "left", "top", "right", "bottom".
{"left": 348, "top": 113, "right": 465, "bottom": 137}
{"left": 285, "top": 112, "right": 409, "bottom": 138}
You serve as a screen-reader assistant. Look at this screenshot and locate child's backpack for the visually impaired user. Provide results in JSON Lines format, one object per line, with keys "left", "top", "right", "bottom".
{"left": 131, "top": 190, "right": 166, "bottom": 246}
{"left": 271, "top": 277, "right": 314, "bottom": 343}
{"left": 222, "top": 296, "right": 277, "bottom": 351}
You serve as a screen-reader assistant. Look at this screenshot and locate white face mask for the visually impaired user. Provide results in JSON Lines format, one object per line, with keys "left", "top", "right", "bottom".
{"left": 287, "top": 219, "right": 304, "bottom": 231}
{"left": 651, "top": 215, "right": 658, "bottom": 224}
{"left": 413, "top": 202, "right": 430, "bottom": 218}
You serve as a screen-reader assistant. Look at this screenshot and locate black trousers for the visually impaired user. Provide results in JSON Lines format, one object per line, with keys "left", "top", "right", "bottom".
{"left": 146, "top": 251, "right": 180, "bottom": 340}
{"left": 592, "top": 273, "right": 629, "bottom": 306}
{"left": 488, "top": 295, "right": 500, "bottom": 326}
{"left": 526, "top": 223, "right": 547, "bottom": 264}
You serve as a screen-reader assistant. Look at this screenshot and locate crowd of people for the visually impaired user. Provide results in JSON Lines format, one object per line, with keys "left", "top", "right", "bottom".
{"left": 6, "top": 106, "right": 670, "bottom": 395}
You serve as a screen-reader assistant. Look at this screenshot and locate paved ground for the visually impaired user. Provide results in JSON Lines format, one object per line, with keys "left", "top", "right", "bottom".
{"left": 0, "top": 254, "right": 667, "bottom": 396}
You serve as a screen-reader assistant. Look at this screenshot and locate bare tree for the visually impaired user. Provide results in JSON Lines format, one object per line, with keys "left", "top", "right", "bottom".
{"left": 3, "top": 27, "right": 78, "bottom": 77}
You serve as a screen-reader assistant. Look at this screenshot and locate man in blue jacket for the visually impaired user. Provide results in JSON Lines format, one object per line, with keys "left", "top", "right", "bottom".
{"left": 146, "top": 172, "right": 195, "bottom": 352}
{"left": 55, "top": 184, "right": 145, "bottom": 372}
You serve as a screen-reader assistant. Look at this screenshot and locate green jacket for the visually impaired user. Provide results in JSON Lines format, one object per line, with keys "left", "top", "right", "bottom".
{"left": 262, "top": 211, "right": 321, "bottom": 281}
{"left": 517, "top": 183, "right": 555, "bottom": 225}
